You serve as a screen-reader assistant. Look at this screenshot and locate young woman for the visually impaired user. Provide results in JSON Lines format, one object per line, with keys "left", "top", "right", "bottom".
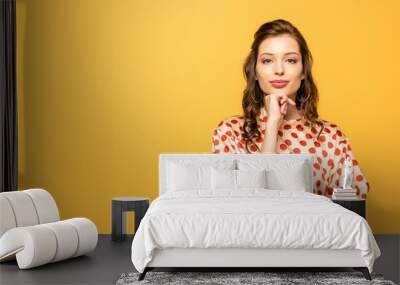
{"left": 211, "top": 19, "right": 369, "bottom": 199}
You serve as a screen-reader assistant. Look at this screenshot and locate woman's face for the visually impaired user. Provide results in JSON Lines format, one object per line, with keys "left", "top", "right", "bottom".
{"left": 255, "top": 34, "right": 304, "bottom": 98}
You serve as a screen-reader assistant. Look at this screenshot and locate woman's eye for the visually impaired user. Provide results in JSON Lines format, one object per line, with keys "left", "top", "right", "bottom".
{"left": 262, "top": 59, "right": 297, "bottom": 64}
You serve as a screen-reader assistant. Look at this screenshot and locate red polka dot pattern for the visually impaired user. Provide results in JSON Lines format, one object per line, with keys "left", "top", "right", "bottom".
{"left": 293, "top": 148, "right": 301, "bottom": 154}
{"left": 211, "top": 112, "right": 369, "bottom": 199}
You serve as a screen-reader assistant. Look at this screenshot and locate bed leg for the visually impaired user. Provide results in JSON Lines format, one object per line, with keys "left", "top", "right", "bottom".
{"left": 138, "top": 268, "right": 148, "bottom": 281}
{"left": 354, "top": 267, "right": 371, "bottom": 280}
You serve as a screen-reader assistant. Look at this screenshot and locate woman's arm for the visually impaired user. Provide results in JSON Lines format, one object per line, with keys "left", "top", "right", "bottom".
{"left": 260, "top": 93, "right": 294, "bottom": 153}
{"left": 260, "top": 119, "right": 280, "bottom": 153}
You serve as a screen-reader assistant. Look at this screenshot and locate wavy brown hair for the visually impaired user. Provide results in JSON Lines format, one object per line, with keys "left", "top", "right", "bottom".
{"left": 242, "top": 19, "right": 324, "bottom": 153}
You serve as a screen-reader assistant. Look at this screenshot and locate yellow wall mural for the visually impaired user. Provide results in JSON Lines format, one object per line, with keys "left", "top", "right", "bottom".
{"left": 16, "top": 0, "right": 400, "bottom": 234}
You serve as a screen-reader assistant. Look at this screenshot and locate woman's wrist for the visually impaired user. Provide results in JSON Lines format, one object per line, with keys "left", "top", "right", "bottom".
{"left": 265, "top": 118, "right": 281, "bottom": 130}
{"left": 261, "top": 120, "right": 280, "bottom": 153}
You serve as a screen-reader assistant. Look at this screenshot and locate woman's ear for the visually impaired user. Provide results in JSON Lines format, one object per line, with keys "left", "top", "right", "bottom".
{"left": 301, "top": 73, "right": 305, "bottom": 80}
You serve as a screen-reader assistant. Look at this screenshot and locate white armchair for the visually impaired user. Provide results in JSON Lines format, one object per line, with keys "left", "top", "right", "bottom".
{"left": 0, "top": 188, "right": 98, "bottom": 269}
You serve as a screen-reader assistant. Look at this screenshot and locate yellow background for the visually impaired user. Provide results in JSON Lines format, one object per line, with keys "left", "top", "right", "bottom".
{"left": 16, "top": 0, "right": 400, "bottom": 234}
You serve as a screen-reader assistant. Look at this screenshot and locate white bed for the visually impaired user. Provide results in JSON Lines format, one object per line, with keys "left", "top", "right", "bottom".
{"left": 131, "top": 153, "right": 381, "bottom": 281}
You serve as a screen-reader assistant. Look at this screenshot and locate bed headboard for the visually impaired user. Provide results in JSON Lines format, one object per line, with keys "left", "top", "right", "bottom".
{"left": 159, "top": 153, "right": 314, "bottom": 195}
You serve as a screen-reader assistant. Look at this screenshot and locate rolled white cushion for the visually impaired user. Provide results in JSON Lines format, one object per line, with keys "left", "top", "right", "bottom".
{"left": 0, "top": 196, "right": 17, "bottom": 237}
{"left": 63, "top": 218, "right": 98, "bottom": 257}
{"left": 42, "top": 221, "right": 79, "bottom": 262}
{"left": 0, "top": 191, "right": 39, "bottom": 227}
{"left": 24, "top": 189, "right": 60, "bottom": 224}
{"left": 0, "top": 218, "right": 98, "bottom": 269}
{"left": 0, "top": 226, "right": 57, "bottom": 269}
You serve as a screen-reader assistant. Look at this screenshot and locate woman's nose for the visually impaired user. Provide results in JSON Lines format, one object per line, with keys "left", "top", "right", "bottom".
{"left": 274, "top": 62, "right": 284, "bottom": 75}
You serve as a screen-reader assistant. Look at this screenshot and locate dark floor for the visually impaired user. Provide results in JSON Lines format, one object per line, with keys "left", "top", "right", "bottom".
{"left": 0, "top": 235, "right": 135, "bottom": 285}
{"left": 0, "top": 234, "right": 399, "bottom": 285}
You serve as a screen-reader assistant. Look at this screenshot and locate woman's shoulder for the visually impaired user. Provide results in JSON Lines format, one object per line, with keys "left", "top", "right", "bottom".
{"left": 319, "top": 119, "right": 349, "bottom": 142}
{"left": 212, "top": 114, "right": 244, "bottom": 140}
{"left": 214, "top": 114, "right": 244, "bottom": 130}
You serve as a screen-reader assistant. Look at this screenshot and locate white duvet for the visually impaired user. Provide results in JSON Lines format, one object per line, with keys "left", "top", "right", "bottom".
{"left": 131, "top": 189, "right": 381, "bottom": 273}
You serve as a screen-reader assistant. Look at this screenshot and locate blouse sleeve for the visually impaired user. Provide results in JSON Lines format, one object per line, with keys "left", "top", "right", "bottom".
{"left": 211, "top": 120, "right": 240, "bottom": 154}
{"left": 327, "top": 127, "right": 370, "bottom": 199}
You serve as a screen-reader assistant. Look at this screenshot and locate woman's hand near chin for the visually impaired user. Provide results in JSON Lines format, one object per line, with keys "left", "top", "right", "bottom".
{"left": 260, "top": 93, "right": 296, "bottom": 154}
{"left": 264, "top": 92, "right": 296, "bottom": 127}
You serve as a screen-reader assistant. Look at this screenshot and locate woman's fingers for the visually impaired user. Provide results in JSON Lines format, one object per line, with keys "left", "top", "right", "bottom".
{"left": 280, "top": 102, "right": 286, "bottom": 114}
{"left": 288, "top": 98, "right": 296, "bottom": 106}
{"left": 280, "top": 97, "right": 296, "bottom": 108}
{"left": 265, "top": 95, "right": 270, "bottom": 106}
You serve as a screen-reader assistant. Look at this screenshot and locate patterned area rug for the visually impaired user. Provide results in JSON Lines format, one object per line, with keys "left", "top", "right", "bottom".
{"left": 116, "top": 271, "right": 396, "bottom": 285}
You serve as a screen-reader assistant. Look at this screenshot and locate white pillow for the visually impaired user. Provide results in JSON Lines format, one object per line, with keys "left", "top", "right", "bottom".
{"left": 211, "top": 168, "right": 237, "bottom": 190}
{"left": 265, "top": 161, "right": 308, "bottom": 191}
{"left": 211, "top": 168, "right": 268, "bottom": 190}
{"left": 237, "top": 158, "right": 310, "bottom": 192}
{"left": 236, "top": 169, "right": 267, "bottom": 188}
{"left": 167, "top": 162, "right": 212, "bottom": 191}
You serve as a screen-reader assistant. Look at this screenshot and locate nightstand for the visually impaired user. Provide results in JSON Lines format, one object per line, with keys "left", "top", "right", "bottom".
{"left": 111, "top": 197, "right": 149, "bottom": 241}
{"left": 332, "top": 199, "right": 366, "bottom": 218}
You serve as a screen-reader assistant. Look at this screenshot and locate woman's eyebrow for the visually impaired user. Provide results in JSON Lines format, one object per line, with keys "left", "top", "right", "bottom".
{"left": 260, "top": 52, "right": 299, "bottom": 56}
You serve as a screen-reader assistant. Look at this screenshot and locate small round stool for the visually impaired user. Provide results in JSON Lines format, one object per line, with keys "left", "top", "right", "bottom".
{"left": 111, "top": 197, "right": 149, "bottom": 242}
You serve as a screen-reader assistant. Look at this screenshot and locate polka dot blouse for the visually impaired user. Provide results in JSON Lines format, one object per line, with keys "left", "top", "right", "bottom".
{"left": 211, "top": 108, "right": 369, "bottom": 199}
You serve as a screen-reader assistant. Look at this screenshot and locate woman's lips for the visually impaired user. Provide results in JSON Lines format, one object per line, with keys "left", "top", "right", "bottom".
{"left": 270, "top": 80, "right": 289, "bottom": 88}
